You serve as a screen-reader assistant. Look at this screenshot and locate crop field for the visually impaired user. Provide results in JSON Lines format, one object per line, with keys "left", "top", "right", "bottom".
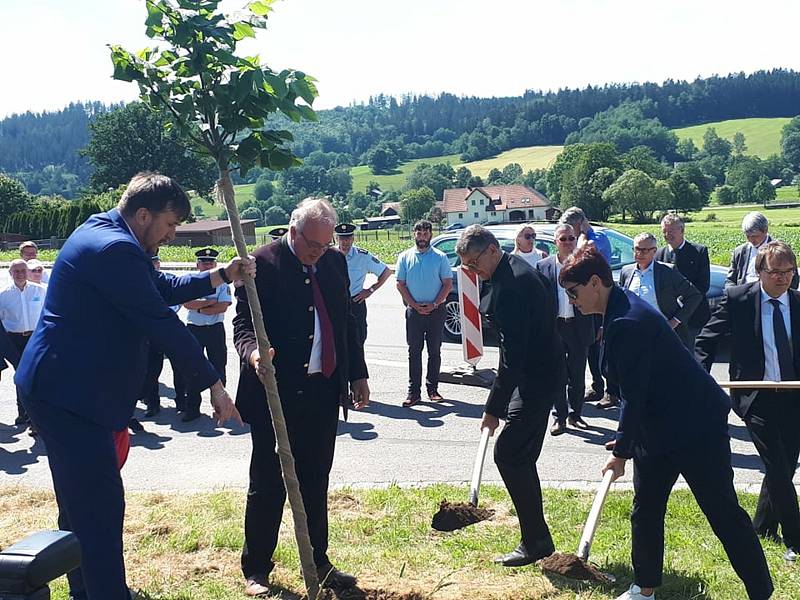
{"left": 673, "top": 117, "right": 791, "bottom": 158}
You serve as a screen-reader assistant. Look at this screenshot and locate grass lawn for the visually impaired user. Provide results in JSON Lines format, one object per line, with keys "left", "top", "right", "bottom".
{"left": 1, "top": 484, "right": 796, "bottom": 599}
{"left": 350, "top": 155, "right": 462, "bottom": 193}
{"left": 459, "top": 145, "right": 564, "bottom": 179}
{"left": 673, "top": 117, "right": 792, "bottom": 158}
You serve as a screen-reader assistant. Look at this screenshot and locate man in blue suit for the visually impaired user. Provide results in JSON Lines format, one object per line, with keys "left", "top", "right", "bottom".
{"left": 16, "top": 172, "right": 251, "bottom": 600}
{"left": 559, "top": 246, "right": 773, "bottom": 600}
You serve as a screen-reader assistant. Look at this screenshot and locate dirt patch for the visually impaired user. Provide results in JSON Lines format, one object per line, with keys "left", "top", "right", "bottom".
{"left": 431, "top": 500, "right": 493, "bottom": 532}
{"left": 539, "top": 552, "right": 610, "bottom": 583}
{"left": 325, "top": 587, "right": 427, "bottom": 600}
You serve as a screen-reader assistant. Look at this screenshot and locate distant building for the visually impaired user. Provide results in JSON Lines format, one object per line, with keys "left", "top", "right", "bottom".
{"left": 770, "top": 178, "right": 785, "bottom": 188}
{"left": 360, "top": 215, "right": 401, "bottom": 230}
{"left": 172, "top": 219, "right": 258, "bottom": 246}
{"left": 441, "top": 185, "right": 551, "bottom": 227}
{"left": 381, "top": 201, "right": 400, "bottom": 217}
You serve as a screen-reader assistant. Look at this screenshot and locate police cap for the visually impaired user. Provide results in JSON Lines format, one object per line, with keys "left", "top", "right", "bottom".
{"left": 268, "top": 227, "right": 288, "bottom": 239}
{"left": 195, "top": 247, "right": 219, "bottom": 262}
{"left": 334, "top": 223, "right": 356, "bottom": 236}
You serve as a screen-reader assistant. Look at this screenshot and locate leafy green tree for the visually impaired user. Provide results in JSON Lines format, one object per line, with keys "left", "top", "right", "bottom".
{"left": 677, "top": 138, "right": 698, "bottom": 161}
{"left": 0, "top": 173, "right": 32, "bottom": 224}
{"left": 427, "top": 205, "right": 445, "bottom": 224}
{"left": 240, "top": 206, "right": 263, "bottom": 226}
{"left": 193, "top": 204, "right": 205, "bottom": 218}
{"left": 405, "top": 163, "right": 455, "bottom": 201}
{"left": 486, "top": 168, "right": 503, "bottom": 184}
{"left": 753, "top": 175, "right": 776, "bottom": 207}
{"left": 501, "top": 163, "right": 523, "bottom": 183}
{"left": 110, "top": 1, "right": 321, "bottom": 594}
{"left": 400, "top": 186, "right": 435, "bottom": 223}
{"left": 602, "top": 169, "right": 658, "bottom": 223}
{"left": 264, "top": 205, "right": 288, "bottom": 225}
{"left": 367, "top": 143, "right": 398, "bottom": 174}
{"left": 781, "top": 132, "right": 800, "bottom": 169}
{"left": 667, "top": 172, "right": 702, "bottom": 213}
{"left": 732, "top": 132, "right": 747, "bottom": 156}
{"left": 454, "top": 166, "right": 473, "bottom": 187}
{"left": 673, "top": 162, "right": 713, "bottom": 205}
{"left": 702, "top": 127, "right": 732, "bottom": 159}
{"left": 726, "top": 155, "right": 765, "bottom": 203}
{"left": 715, "top": 184, "right": 738, "bottom": 205}
{"left": 621, "top": 146, "right": 669, "bottom": 179}
{"left": 550, "top": 143, "right": 622, "bottom": 220}
{"left": 653, "top": 180, "right": 676, "bottom": 213}
{"left": 82, "top": 102, "right": 215, "bottom": 195}
{"left": 254, "top": 177, "right": 274, "bottom": 201}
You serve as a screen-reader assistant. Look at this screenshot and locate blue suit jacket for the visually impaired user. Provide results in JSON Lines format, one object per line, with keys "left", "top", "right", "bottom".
{"left": 603, "top": 286, "right": 730, "bottom": 459}
{"left": 15, "top": 209, "right": 220, "bottom": 430}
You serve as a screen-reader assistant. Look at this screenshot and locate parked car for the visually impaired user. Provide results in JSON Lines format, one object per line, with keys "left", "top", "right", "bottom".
{"left": 443, "top": 223, "right": 465, "bottom": 231}
{"left": 431, "top": 223, "right": 727, "bottom": 342}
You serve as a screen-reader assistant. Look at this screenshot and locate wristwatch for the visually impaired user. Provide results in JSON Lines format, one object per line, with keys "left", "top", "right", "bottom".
{"left": 218, "top": 267, "right": 232, "bottom": 284}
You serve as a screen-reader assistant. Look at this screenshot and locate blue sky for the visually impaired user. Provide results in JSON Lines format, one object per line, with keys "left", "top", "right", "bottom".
{"left": 2, "top": 0, "right": 799, "bottom": 117}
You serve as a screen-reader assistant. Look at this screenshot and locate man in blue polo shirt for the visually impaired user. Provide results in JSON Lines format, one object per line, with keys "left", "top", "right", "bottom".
{"left": 396, "top": 220, "right": 453, "bottom": 406}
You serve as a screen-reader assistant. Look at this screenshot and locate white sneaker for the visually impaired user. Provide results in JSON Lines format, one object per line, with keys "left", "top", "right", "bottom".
{"left": 615, "top": 584, "right": 655, "bottom": 600}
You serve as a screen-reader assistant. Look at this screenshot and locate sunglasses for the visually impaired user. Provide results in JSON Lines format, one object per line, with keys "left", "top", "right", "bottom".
{"left": 522, "top": 233, "right": 536, "bottom": 240}
{"left": 463, "top": 245, "right": 490, "bottom": 271}
{"left": 634, "top": 246, "right": 656, "bottom": 253}
{"left": 30, "top": 268, "right": 44, "bottom": 273}
{"left": 558, "top": 236, "right": 576, "bottom": 242}
{"left": 564, "top": 283, "right": 584, "bottom": 300}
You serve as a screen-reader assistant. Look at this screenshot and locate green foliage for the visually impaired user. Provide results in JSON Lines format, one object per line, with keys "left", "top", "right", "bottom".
{"left": 675, "top": 117, "right": 791, "bottom": 159}
{"left": 0, "top": 173, "right": 32, "bottom": 223}
{"left": 753, "top": 175, "right": 776, "bottom": 206}
{"left": 109, "top": 0, "right": 317, "bottom": 177}
{"left": 486, "top": 167, "right": 503, "bottom": 184}
{"left": 621, "top": 146, "right": 669, "bottom": 179}
{"left": 781, "top": 116, "right": 800, "bottom": 168}
{"left": 240, "top": 206, "right": 263, "bottom": 226}
{"left": 253, "top": 176, "right": 274, "bottom": 201}
{"left": 548, "top": 143, "right": 621, "bottom": 220}
{"left": 602, "top": 169, "right": 659, "bottom": 223}
{"left": 702, "top": 127, "right": 733, "bottom": 159}
{"left": 716, "top": 184, "right": 738, "bottom": 206}
{"left": 367, "top": 142, "right": 400, "bottom": 175}
{"left": 404, "top": 162, "right": 455, "bottom": 201}
{"left": 732, "top": 131, "right": 747, "bottom": 156}
{"left": 264, "top": 205, "right": 288, "bottom": 225}
{"left": 667, "top": 172, "right": 703, "bottom": 213}
{"left": 400, "top": 186, "right": 435, "bottom": 223}
{"left": 726, "top": 155, "right": 765, "bottom": 203}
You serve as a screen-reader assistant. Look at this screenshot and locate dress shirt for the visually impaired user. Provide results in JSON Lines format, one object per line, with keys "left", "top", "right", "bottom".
{"left": 745, "top": 240, "right": 768, "bottom": 283}
{"left": 760, "top": 286, "right": 792, "bottom": 382}
{"left": 288, "top": 239, "right": 322, "bottom": 374}
{"left": 0, "top": 282, "right": 47, "bottom": 332}
{"left": 555, "top": 259, "right": 575, "bottom": 318}
{"left": 627, "top": 261, "right": 659, "bottom": 310}
{"left": 185, "top": 282, "right": 231, "bottom": 326}
{"left": 345, "top": 245, "right": 387, "bottom": 297}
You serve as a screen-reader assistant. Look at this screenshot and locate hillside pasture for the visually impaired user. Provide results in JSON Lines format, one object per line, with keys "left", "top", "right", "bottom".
{"left": 673, "top": 117, "right": 792, "bottom": 158}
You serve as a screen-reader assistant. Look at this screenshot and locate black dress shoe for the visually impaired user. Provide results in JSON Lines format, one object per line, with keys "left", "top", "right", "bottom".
{"left": 494, "top": 540, "right": 555, "bottom": 567}
{"left": 785, "top": 547, "right": 799, "bottom": 563}
{"left": 584, "top": 389, "right": 603, "bottom": 403}
{"left": 128, "top": 418, "right": 144, "bottom": 433}
{"left": 597, "top": 393, "right": 620, "bottom": 409}
{"left": 181, "top": 410, "right": 201, "bottom": 422}
{"left": 317, "top": 564, "right": 357, "bottom": 590}
{"left": 14, "top": 414, "right": 29, "bottom": 426}
{"left": 145, "top": 405, "right": 161, "bottom": 418}
{"left": 568, "top": 415, "right": 590, "bottom": 430}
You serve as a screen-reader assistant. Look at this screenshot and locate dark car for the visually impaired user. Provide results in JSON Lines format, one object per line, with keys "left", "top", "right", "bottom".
{"left": 431, "top": 223, "right": 727, "bottom": 342}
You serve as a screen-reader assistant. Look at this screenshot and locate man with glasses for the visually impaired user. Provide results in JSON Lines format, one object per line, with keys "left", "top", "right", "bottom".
{"left": 396, "top": 220, "right": 453, "bottom": 406}
{"left": 456, "top": 224, "right": 565, "bottom": 567}
{"left": 696, "top": 241, "right": 800, "bottom": 564}
{"left": 26, "top": 259, "right": 47, "bottom": 287}
{"left": 560, "top": 246, "right": 773, "bottom": 600}
{"left": 619, "top": 233, "right": 701, "bottom": 350}
{"left": 19, "top": 241, "right": 50, "bottom": 283}
{"left": 536, "top": 224, "right": 594, "bottom": 435}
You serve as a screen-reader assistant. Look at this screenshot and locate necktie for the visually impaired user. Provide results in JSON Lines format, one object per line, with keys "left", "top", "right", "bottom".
{"left": 769, "top": 298, "right": 796, "bottom": 381}
{"left": 307, "top": 267, "right": 336, "bottom": 378}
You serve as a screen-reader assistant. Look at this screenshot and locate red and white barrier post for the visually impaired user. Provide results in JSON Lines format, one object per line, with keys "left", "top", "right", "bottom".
{"left": 457, "top": 266, "right": 483, "bottom": 366}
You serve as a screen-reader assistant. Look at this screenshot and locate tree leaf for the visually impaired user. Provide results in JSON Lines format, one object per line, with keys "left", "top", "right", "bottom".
{"left": 232, "top": 21, "right": 255, "bottom": 41}
{"left": 249, "top": 0, "right": 273, "bottom": 17}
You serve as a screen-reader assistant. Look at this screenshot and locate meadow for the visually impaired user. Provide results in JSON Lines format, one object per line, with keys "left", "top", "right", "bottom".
{"left": 673, "top": 117, "right": 791, "bottom": 159}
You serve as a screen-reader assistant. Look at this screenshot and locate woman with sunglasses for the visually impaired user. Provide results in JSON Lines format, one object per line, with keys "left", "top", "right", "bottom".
{"left": 512, "top": 224, "right": 546, "bottom": 268}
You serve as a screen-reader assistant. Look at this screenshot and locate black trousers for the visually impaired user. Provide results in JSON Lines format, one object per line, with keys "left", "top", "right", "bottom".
{"left": 553, "top": 318, "right": 589, "bottom": 421}
{"left": 745, "top": 391, "right": 800, "bottom": 549}
{"left": 8, "top": 332, "right": 30, "bottom": 419}
{"left": 631, "top": 436, "right": 773, "bottom": 599}
{"left": 185, "top": 323, "right": 227, "bottom": 412}
{"left": 169, "top": 357, "right": 187, "bottom": 409}
{"left": 494, "top": 387, "right": 555, "bottom": 549}
{"left": 405, "top": 304, "right": 446, "bottom": 396}
{"left": 141, "top": 346, "right": 164, "bottom": 410}
{"left": 241, "top": 376, "right": 340, "bottom": 578}
{"left": 351, "top": 298, "right": 368, "bottom": 346}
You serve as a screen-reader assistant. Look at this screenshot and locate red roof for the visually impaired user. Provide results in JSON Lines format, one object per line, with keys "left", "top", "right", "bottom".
{"left": 441, "top": 185, "right": 549, "bottom": 213}
{"left": 176, "top": 219, "right": 258, "bottom": 233}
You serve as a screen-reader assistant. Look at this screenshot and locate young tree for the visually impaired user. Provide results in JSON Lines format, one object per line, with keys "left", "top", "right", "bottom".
{"left": 753, "top": 175, "right": 776, "bottom": 207}
{"left": 111, "top": 1, "right": 321, "bottom": 595}
{"left": 602, "top": 169, "right": 658, "bottom": 223}
{"left": 400, "top": 187, "right": 435, "bottom": 223}
{"left": 0, "top": 173, "right": 32, "bottom": 224}
{"left": 254, "top": 176, "right": 274, "bottom": 201}
{"left": 715, "top": 184, "right": 738, "bottom": 206}
{"left": 732, "top": 132, "right": 747, "bottom": 156}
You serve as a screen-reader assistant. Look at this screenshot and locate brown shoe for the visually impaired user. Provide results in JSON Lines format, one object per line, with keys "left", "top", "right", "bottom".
{"left": 428, "top": 390, "right": 444, "bottom": 402}
{"left": 402, "top": 395, "right": 421, "bottom": 407}
{"left": 568, "top": 415, "right": 590, "bottom": 430}
{"left": 244, "top": 574, "right": 271, "bottom": 597}
{"left": 584, "top": 389, "right": 603, "bottom": 403}
{"left": 597, "top": 394, "right": 620, "bottom": 409}
{"left": 549, "top": 419, "right": 566, "bottom": 436}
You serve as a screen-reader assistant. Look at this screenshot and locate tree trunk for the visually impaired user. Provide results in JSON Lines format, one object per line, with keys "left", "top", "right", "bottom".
{"left": 216, "top": 169, "right": 320, "bottom": 600}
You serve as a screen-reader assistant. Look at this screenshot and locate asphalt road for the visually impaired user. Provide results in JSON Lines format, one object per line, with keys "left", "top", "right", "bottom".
{"left": 0, "top": 273, "right": 784, "bottom": 494}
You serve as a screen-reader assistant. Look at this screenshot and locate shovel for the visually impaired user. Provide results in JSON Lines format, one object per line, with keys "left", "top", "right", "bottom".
{"left": 431, "top": 427, "right": 494, "bottom": 531}
{"left": 540, "top": 469, "right": 616, "bottom": 583}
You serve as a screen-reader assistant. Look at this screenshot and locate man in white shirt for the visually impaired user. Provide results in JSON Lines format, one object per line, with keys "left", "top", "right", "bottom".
{"left": 0, "top": 259, "right": 46, "bottom": 428}
{"left": 19, "top": 241, "right": 50, "bottom": 284}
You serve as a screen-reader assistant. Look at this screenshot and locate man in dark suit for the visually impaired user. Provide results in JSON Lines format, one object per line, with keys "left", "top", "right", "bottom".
{"left": 15, "top": 172, "right": 247, "bottom": 600}
{"left": 561, "top": 246, "right": 773, "bottom": 600}
{"left": 619, "top": 232, "right": 702, "bottom": 350}
{"left": 0, "top": 320, "right": 20, "bottom": 384}
{"left": 696, "top": 241, "right": 800, "bottom": 563}
{"left": 456, "top": 225, "right": 566, "bottom": 567}
{"left": 726, "top": 211, "right": 799, "bottom": 289}
{"left": 233, "top": 198, "right": 370, "bottom": 596}
{"left": 537, "top": 223, "right": 595, "bottom": 434}
{"left": 654, "top": 214, "right": 711, "bottom": 347}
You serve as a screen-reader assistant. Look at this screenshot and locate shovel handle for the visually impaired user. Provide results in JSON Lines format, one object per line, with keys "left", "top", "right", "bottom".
{"left": 577, "top": 469, "right": 615, "bottom": 561}
{"left": 468, "top": 427, "right": 491, "bottom": 507}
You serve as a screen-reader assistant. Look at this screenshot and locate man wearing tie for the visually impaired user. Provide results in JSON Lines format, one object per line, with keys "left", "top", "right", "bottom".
{"left": 654, "top": 214, "right": 711, "bottom": 348}
{"left": 696, "top": 241, "right": 800, "bottom": 564}
{"left": 234, "top": 198, "right": 370, "bottom": 596}
{"left": 619, "top": 233, "right": 702, "bottom": 350}
{"left": 726, "top": 212, "right": 799, "bottom": 289}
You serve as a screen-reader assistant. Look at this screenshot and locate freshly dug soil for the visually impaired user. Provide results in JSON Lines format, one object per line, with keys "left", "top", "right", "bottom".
{"left": 539, "top": 552, "right": 610, "bottom": 583}
{"left": 326, "top": 587, "right": 427, "bottom": 600}
{"left": 431, "top": 499, "right": 494, "bottom": 532}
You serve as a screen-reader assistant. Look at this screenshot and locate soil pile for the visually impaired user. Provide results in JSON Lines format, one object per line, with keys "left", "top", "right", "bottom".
{"left": 327, "top": 587, "right": 427, "bottom": 600}
{"left": 539, "top": 552, "right": 610, "bottom": 583}
{"left": 431, "top": 500, "right": 494, "bottom": 531}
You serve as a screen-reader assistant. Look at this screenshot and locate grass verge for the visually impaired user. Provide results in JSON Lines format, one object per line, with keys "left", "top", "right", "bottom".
{"left": 1, "top": 485, "right": 797, "bottom": 599}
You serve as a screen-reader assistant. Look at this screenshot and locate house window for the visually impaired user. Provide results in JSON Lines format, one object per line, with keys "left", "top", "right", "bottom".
{"left": 471, "top": 199, "right": 476, "bottom": 206}
{"left": 491, "top": 212, "right": 496, "bottom": 216}
{"left": 458, "top": 213, "right": 463, "bottom": 219}
{"left": 474, "top": 212, "right": 479, "bottom": 218}
{"left": 479, "top": 198, "right": 484, "bottom": 205}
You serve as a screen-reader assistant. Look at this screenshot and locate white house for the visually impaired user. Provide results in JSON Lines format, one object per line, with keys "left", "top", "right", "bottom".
{"left": 440, "top": 185, "right": 552, "bottom": 227}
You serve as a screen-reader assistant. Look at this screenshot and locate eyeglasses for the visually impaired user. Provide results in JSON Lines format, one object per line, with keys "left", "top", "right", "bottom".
{"left": 762, "top": 268, "right": 796, "bottom": 278}
{"left": 463, "top": 246, "right": 490, "bottom": 271}
{"left": 634, "top": 246, "right": 656, "bottom": 254}
{"left": 522, "top": 233, "right": 536, "bottom": 241}
{"left": 30, "top": 268, "right": 43, "bottom": 273}
{"left": 300, "top": 231, "right": 334, "bottom": 251}
{"left": 564, "top": 283, "right": 584, "bottom": 300}
{"left": 557, "top": 236, "right": 576, "bottom": 242}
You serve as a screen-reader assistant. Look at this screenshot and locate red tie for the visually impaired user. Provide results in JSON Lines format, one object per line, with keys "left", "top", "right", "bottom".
{"left": 308, "top": 268, "right": 336, "bottom": 378}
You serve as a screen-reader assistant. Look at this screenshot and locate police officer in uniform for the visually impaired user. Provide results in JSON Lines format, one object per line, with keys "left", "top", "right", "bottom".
{"left": 335, "top": 223, "right": 391, "bottom": 345}
{"left": 182, "top": 247, "right": 232, "bottom": 422}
